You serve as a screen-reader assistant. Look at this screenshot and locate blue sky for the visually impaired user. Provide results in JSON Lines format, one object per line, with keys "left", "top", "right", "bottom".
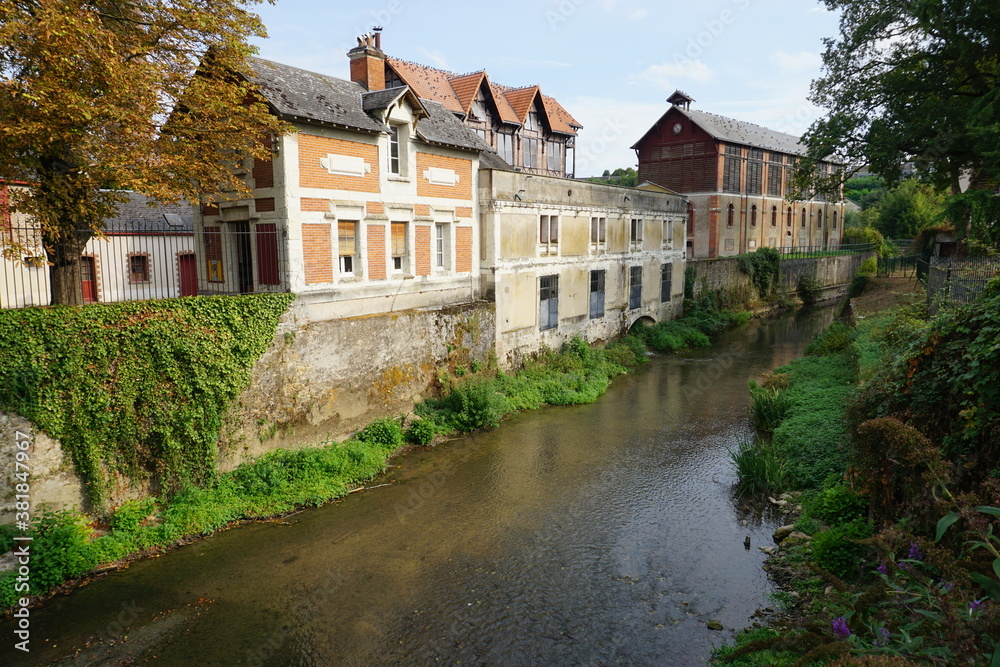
{"left": 251, "top": 0, "right": 842, "bottom": 176}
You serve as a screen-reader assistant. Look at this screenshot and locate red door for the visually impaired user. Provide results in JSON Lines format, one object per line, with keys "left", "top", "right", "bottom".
{"left": 80, "top": 256, "right": 97, "bottom": 303}
{"left": 178, "top": 253, "right": 197, "bottom": 296}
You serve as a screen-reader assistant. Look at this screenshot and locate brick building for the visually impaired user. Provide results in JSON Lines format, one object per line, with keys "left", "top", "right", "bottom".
{"left": 633, "top": 91, "right": 844, "bottom": 258}
{"left": 351, "top": 30, "right": 581, "bottom": 178}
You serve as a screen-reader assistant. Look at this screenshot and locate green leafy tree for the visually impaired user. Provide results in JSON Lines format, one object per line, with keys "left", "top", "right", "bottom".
{"left": 796, "top": 0, "right": 1000, "bottom": 246}
{"left": 875, "top": 179, "right": 947, "bottom": 239}
{"left": 843, "top": 175, "right": 887, "bottom": 210}
{"left": 0, "top": 0, "right": 290, "bottom": 305}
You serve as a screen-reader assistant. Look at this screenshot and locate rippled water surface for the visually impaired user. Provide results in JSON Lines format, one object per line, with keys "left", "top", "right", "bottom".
{"left": 5, "top": 307, "right": 838, "bottom": 666}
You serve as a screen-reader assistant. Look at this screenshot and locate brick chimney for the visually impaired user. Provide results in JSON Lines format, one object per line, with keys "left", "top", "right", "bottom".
{"left": 347, "top": 29, "right": 385, "bottom": 91}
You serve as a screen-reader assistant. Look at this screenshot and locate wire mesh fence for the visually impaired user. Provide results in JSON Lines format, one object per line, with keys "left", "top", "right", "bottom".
{"left": 1, "top": 225, "right": 289, "bottom": 309}
{"left": 924, "top": 256, "right": 1000, "bottom": 310}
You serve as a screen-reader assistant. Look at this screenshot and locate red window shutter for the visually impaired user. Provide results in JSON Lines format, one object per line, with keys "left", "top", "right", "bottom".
{"left": 256, "top": 223, "right": 279, "bottom": 285}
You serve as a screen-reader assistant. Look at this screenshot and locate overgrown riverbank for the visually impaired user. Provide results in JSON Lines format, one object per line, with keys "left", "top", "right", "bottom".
{"left": 715, "top": 278, "right": 1000, "bottom": 665}
{"left": 1, "top": 295, "right": 749, "bottom": 612}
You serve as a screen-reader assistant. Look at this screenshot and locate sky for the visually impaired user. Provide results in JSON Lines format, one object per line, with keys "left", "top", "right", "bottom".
{"left": 250, "top": 0, "right": 843, "bottom": 177}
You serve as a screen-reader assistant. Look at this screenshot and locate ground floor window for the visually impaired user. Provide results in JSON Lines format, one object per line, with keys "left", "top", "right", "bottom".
{"left": 590, "top": 269, "right": 605, "bottom": 318}
{"left": 629, "top": 265, "right": 642, "bottom": 309}
{"left": 339, "top": 221, "right": 357, "bottom": 275}
{"left": 660, "top": 263, "right": 672, "bottom": 302}
{"left": 539, "top": 274, "right": 559, "bottom": 330}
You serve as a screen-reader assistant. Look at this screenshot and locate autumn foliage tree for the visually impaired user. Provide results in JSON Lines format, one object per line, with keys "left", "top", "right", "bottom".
{"left": 0, "top": 0, "right": 290, "bottom": 304}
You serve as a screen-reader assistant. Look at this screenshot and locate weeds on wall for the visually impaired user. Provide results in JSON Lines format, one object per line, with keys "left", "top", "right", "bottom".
{"left": 0, "top": 294, "right": 294, "bottom": 508}
{"left": 737, "top": 247, "right": 782, "bottom": 300}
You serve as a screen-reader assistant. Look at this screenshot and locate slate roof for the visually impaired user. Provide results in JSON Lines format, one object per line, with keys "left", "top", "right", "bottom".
{"left": 104, "top": 193, "right": 193, "bottom": 233}
{"left": 247, "top": 57, "right": 489, "bottom": 153}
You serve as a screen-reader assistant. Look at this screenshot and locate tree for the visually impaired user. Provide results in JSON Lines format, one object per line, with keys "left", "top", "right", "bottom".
{"left": 874, "top": 179, "right": 946, "bottom": 239}
{"left": 796, "top": 0, "right": 1000, "bottom": 246}
{"left": 0, "top": 0, "right": 290, "bottom": 304}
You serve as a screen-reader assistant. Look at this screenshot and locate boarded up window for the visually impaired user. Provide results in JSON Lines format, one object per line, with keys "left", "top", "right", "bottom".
{"left": 256, "top": 223, "right": 280, "bottom": 285}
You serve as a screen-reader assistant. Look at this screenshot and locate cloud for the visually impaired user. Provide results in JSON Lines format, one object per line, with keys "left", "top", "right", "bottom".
{"left": 562, "top": 95, "right": 666, "bottom": 176}
{"left": 417, "top": 48, "right": 449, "bottom": 69}
{"left": 770, "top": 51, "right": 823, "bottom": 76}
{"left": 628, "top": 59, "right": 714, "bottom": 89}
{"left": 629, "top": 8, "right": 648, "bottom": 20}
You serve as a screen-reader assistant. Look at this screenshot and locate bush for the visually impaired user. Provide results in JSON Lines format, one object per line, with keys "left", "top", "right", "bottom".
{"left": 355, "top": 417, "right": 404, "bottom": 449}
{"left": 807, "top": 483, "right": 868, "bottom": 526}
{"left": 30, "top": 510, "right": 95, "bottom": 592}
{"left": 731, "top": 438, "right": 789, "bottom": 498}
{"left": 0, "top": 523, "right": 18, "bottom": 553}
{"left": 439, "top": 379, "right": 508, "bottom": 431}
{"left": 797, "top": 274, "right": 823, "bottom": 306}
{"left": 812, "top": 518, "right": 873, "bottom": 579}
{"left": 108, "top": 497, "right": 157, "bottom": 534}
{"left": 748, "top": 382, "right": 791, "bottom": 433}
{"left": 848, "top": 274, "right": 870, "bottom": 298}
{"left": 405, "top": 418, "right": 437, "bottom": 446}
{"left": 738, "top": 247, "right": 782, "bottom": 299}
{"left": 805, "top": 322, "right": 856, "bottom": 356}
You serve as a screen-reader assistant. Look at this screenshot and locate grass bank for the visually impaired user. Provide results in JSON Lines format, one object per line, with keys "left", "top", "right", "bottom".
{"left": 2, "top": 297, "right": 749, "bottom": 612}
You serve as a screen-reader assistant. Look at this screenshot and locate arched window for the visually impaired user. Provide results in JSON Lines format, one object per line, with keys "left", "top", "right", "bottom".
{"left": 817, "top": 210, "right": 823, "bottom": 228}
{"left": 832, "top": 211, "right": 838, "bottom": 229}
{"left": 801, "top": 208, "right": 806, "bottom": 228}
{"left": 786, "top": 207, "right": 792, "bottom": 227}
{"left": 750, "top": 205, "right": 757, "bottom": 227}
{"left": 727, "top": 204, "right": 734, "bottom": 228}
{"left": 771, "top": 206, "right": 777, "bottom": 227}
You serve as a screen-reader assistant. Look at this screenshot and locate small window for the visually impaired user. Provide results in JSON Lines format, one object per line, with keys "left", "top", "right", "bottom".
{"left": 129, "top": 255, "right": 149, "bottom": 283}
{"left": 524, "top": 137, "right": 539, "bottom": 169}
{"left": 801, "top": 208, "right": 807, "bottom": 228}
{"left": 629, "top": 265, "right": 642, "bottom": 309}
{"left": 750, "top": 205, "right": 757, "bottom": 228}
{"left": 590, "top": 216, "right": 606, "bottom": 250}
{"left": 817, "top": 210, "right": 823, "bottom": 229}
{"left": 388, "top": 126, "right": 401, "bottom": 175}
{"left": 391, "top": 222, "right": 407, "bottom": 272}
{"left": 497, "top": 132, "right": 514, "bottom": 164}
{"left": 435, "top": 223, "right": 448, "bottom": 269}
{"left": 539, "top": 274, "right": 559, "bottom": 330}
{"left": 630, "top": 218, "right": 643, "bottom": 246}
{"left": 540, "top": 215, "right": 559, "bottom": 252}
{"left": 589, "top": 269, "right": 605, "bottom": 319}
{"left": 771, "top": 206, "right": 777, "bottom": 227}
{"left": 727, "top": 204, "right": 734, "bottom": 228}
{"left": 662, "top": 219, "right": 673, "bottom": 247}
{"left": 786, "top": 207, "right": 792, "bottom": 228}
{"left": 660, "top": 263, "right": 672, "bottom": 302}
{"left": 339, "top": 221, "right": 357, "bottom": 275}
{"left": 832, "top": 211, "right": 838, "bottom": 229}
{"left": 546, "top": 140, "right": 562, "bottom": 172}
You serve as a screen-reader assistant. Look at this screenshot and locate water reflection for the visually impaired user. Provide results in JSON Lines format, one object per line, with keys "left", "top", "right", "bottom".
{"left": 4, "top": 307, "right": 837, "bottom": 666}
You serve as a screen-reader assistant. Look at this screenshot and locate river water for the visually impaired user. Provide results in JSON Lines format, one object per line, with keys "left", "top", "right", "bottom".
{"left": 6, "top": 307, "right": 837, "bottom": 666}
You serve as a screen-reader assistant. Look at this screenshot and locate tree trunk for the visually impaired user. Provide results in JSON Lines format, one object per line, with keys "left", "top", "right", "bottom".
{"left": 46, "top": 231, "right": 93, "bottom": 306}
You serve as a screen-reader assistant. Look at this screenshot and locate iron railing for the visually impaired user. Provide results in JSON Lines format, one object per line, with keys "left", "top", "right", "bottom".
{"left": 925, "top": 256, "right": 1000, "bottom": 309}
{"left": 1, "top": 225, "right": 289, "bottom": 309}
{"left": 877, "top": 254, "right": 920, "bottom": 278}
{"left": 776, "top": 243, "right": 876, "bottom": 258}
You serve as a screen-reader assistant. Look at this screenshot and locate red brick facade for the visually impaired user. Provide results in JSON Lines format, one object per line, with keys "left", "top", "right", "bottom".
{"left": 455, "top": 226, "right": 473, "bottom": 273}
{"left": 367, "top": 224, "right": 386, "bottom": 280}
{"left": 415, "top": 153, "right": 472, "bottom": 200}
{"left": 414, "top": 225, "right": 431, "bottom": 276}
{"left": 299, "top": 134, "right": 379, "bottom": 193}
{"left": 302, "top": 223, "right": 333, "bottom": 284}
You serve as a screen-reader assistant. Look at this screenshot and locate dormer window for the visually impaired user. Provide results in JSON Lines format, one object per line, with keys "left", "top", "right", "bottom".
{"left": 388, "top": 125, "right": 401, "bottom": 175}
{"left": 526, "top": 109, "right": 540, "bottom": 132}
{"left": 471, "top": 97, "right": 488, "bottom": 122}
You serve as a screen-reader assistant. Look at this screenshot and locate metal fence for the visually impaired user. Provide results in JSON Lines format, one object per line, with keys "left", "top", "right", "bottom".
{"left": 1, "top": 225, "right": 289, "bottom": 309}
{"left": 776, "top": 243, "right": 875, "bottom": 258}
{"left": 877, "top": 254, "right": 920, "bottom": 278}
{"left": 924, "top": 256, "right": 1000, "bottom": 310}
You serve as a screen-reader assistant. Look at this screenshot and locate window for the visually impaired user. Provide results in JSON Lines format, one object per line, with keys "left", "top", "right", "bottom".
{"left": 589, "top": 269, "right": 605, "bottom": 319}
{"left": 391, "top": 222, "right": 407, "bottom": 272}
{"left": 129, "top": 255, "right": 149, "bottom": 283}
{"left": 767, "top": 154, "right": 783, "bottom": 197}
{"left": 526, "top": 109, "right": 540, "bottom": 132}
{"left": 747, "top": 148, "right": 763, "bottom": 195}
{"left": 435, "top": 223, "right": 448, "bottom": 269}
{"left": 497, "top": 132, "right": 514, "bottom": 164}
{"left": 256, "top": 223, "right": 280, "bottom": 285}
{"left": 661, "top": 263, "right": 673, "bottom": 302}
{"left": 590, "top": 216, "right": 606, "bottom": 249}
{"left": 546, "top": 140, "right": 562, "bottom": 172}
{"left": 388, "top": 126, "right": 401, "bottom": 175}
{"left": 725, "top": 238, "right": 735, "bottom": 251}
{"left": 832, "top": 211, "right": 838, "bottom": 229}
{"left": 338, "top": 221, "right": 357, "bottom": 275}
{"left": 524, "top": 137, "right": 539, "bottom": 169}
{"left": 539, "top": 215, "right": 559, "bottom": 251}
{"left": 204, "top": 226, "right": 224, "bottom": 282}
{"left": 662, "top": 219, "right": 672, "bottom": 247}
{"left": 816, "top": 210, "right": 823, "bottom": 229}
{"left": 727, "top": 204, "right": 735, "bottom": 228}
{"left": 630, "top": 218, "right": 643, "bottom": 246}
{"left": 723, "top": 145, "right": 741, "bottom": 193}
{"left": 801, "top": 208, "right": 807, "bottom": 228}
{"left": 539, "top": 274, "right": 558, "bottom": 330}
{"left": 787, "top": 207, "right": 793, "bottom": 228}
{"left": 771, "top": 206, "right": 778, "bottom": 227}
{"left": 750, "top": 205, "right": 757, "bottom": 227}
{"left": 471, "top": 97, "right": 488, "bottom": 121}
{"left": 629, "top": 266, "right": 642, "bottom": 309}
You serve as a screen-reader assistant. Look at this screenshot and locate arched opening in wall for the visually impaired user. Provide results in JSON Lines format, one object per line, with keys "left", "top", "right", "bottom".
{"left": 726, "top": 203, "right": 734, "bottom": 228}
{"left": 832, "top": 211, "right": 838, "bottom": 229}
{"left": 786, "top": 206, "right": 792, "bottom": 227}
{"left": 817, "top": 210, "right": 823, "bottom": 229}
{"left": 771, "top": 206, "right": 777, "bottom": 227}
{"left": 750, "top": 205, "right": 757, "bottom": 227}
{"left": 801, "top": 208, "right": 806, "bottom": 228}
{"left": 628, "top": 315, "right": 657, "bottom": 333}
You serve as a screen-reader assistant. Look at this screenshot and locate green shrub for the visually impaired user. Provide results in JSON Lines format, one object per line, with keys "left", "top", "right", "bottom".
{"left": 405, "top": 418, "right": 437, "bottom": 445}
{"left": 0, "top": 523, "right": 18, "bottom": 553}
{"left": 805, "top": 322, "right": 856, "bottom": 356}
{"left": 811, "top": 518, "right": 873, "bottom": 579}
{"left": 807, "top": 483, "right": 868, "bottom": 526}
{"left": 356, "top": 417, "right": 404, "bottom": 448}
{"left": 737, "top": 247, "right": 782, "bottom": 299}
{"left": 848, "top": 274, "right": 870, "bottom": 298}
{"left": 440, "top": 379, "right": 509, "bottom": 431}
{"left": 859, "top": 257, "right": 877, "bottom": 276}
{"left": 797, "top": 274, "right": 822, "bottom": 306}
{"left": 604, "top": 336, "right": 648, "bottom": 367}
{"left": 731, "top": 438, "right": 789, "bottom": 498}
{"left": 30, "top": 510, "right": 95, "bottom": 592}
{"left": 748, "top": 382, "right": 791, "bottom": 433}
{"left": 108, "top": 497, "right": 157, "bottom": 534}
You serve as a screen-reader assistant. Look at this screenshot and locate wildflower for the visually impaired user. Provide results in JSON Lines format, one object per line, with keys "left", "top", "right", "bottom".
{"left": 877, "top": 562, "right": 888, "bottom": 575}
{"left": 907, "top": 541, "right": 922, "bottom": 561}
{"left": 832, "top": 616, "right": 851, "bottom": 640}
{"left": 970, "top": 599, "right": 984, "bottom": 614}
{"left": 939, "top": 579, "right": 953, "bottom": 593}
{"left": 875, "top": 627, "right": 890, "bottom": 646}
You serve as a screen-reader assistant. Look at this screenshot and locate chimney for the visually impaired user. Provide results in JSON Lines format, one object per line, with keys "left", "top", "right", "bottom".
{"left": 347, "top": 29, "right": 385, "bottom": 91}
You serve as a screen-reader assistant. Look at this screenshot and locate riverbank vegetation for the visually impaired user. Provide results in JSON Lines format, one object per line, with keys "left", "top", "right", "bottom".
{"left": 718, "top": 278, "right": 1000, "bottom": 665}
{"left": 1, "top": 295, "right": 749, "bottom": 612}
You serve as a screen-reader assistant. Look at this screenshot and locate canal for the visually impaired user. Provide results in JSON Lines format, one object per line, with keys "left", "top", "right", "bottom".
{"left": 6, "top": 306, "right": 838, "bottom": 666}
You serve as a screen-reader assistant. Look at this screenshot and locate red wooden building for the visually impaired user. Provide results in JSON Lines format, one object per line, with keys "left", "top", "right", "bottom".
{"left": 633, "top": 91, "right": 844, "bottom": 258}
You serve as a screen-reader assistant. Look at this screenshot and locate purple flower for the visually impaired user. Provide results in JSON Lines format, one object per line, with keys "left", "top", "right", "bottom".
{"left": 832, "top": 616, "right": 851, "bottom": 640}
{"left": 939, "top": 579, "right": 953, "bottom": 593}
{"left": 907, "top": 541, "right": 923, "bottom": 561}
{"left": 875, "top": 627, "right": 890, "bottom": 646}
{"left": 877, "top": 562, "right": 888, "bottom": 575}
{"left": 970, "top": 599, "right": 984, "bottom": 613}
